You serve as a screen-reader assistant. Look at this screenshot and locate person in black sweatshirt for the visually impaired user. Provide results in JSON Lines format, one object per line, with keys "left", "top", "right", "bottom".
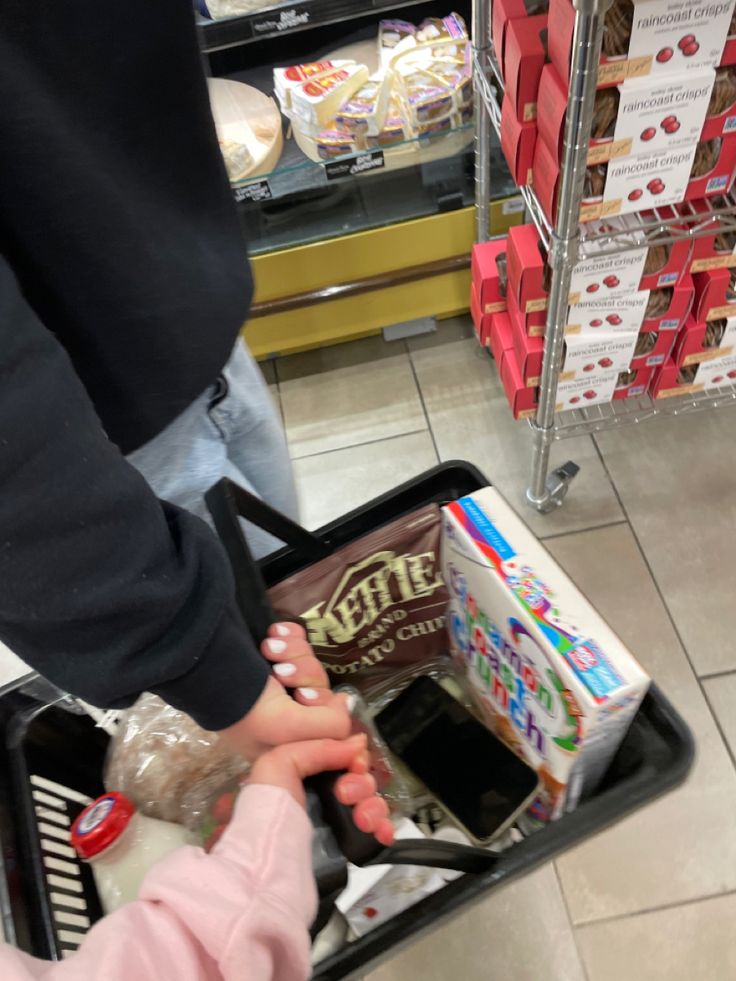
{"left": 0, "top": 1, "right": 351, "bottom": 757}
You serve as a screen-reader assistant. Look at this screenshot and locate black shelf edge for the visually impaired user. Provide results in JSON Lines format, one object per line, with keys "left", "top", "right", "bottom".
{"left": 199, "top": 0, "right": 433, "bottom": 52}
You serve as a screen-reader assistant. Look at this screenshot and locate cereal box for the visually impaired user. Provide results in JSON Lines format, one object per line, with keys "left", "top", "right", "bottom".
{"left": 441, "top": 487, "right": 649, "bottom": 821}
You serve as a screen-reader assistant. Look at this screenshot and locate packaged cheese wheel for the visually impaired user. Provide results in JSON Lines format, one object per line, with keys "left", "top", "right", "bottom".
{"left": 396, "top": 68, "right": 454, "bottom": 126}
{"left": 335, "top": 74, "right": 392, "bottom": 136}
{"left": 291, "top": 64, "right": 370, "bottom": 129}
{"left": 274, "top": 60, "right": 354, "bottom": 111}
{"left": 315, "top": 125, "right": 358, "bottom": 160}
{"left": 378, "top": 19, "right": 418, "bottom": 70}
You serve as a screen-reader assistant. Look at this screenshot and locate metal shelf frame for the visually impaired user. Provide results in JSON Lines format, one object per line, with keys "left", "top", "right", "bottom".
{"left": 472, "top": 0, "right": 736, "bottom": 512}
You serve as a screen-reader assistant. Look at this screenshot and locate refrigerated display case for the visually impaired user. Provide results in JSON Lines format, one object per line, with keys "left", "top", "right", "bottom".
{"left": 199, "top": 1, "right": 522, "bottom": 356}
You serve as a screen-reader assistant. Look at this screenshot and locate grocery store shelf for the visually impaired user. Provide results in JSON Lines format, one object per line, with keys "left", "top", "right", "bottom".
{"left": 473, "top": 50, "right": 736, "bottom": 256}
{"left": 544, "top": 382, "right": 736, "bottom": 441}
{"left": 199, "top": 0, "right": 433, "bottom": 52}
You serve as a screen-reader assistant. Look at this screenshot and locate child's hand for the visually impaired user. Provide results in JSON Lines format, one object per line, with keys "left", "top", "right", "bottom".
{"left": 208, "top": 734, "right": 395, "bottom": 849}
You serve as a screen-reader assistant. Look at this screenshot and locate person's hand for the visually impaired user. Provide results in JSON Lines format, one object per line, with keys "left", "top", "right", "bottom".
{"left": 219, "top": 622, "right": 350, "bottom": 761}
{"left": 208, "top": 735, "right": 395, "bottom": 849}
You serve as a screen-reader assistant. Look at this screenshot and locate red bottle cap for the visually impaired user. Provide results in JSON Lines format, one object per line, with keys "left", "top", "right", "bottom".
{"left": 70, "top": 792, "right": 135, "bottom": 859}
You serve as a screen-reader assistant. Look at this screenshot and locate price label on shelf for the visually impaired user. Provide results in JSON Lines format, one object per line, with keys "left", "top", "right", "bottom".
{"left": 251, "top": 7, "right": 311, "bottom": 35}
{"left": 233, "top": 179, "right": 273, "bottom": 203}
{"left": 324, "top": 150, "right": 385, "bottom": 180}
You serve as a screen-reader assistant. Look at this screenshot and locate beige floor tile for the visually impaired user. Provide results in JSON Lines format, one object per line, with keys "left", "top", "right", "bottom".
{"left": 595, "top": 410, "right": 736, "bottom": 675}
{"left": 279, "top": 337, "right": 426, "bottom": 459}
{"left": 405, "top": 314, "right": 475, "bottom": 351}
{"left": 293, "top": 431, "right": 438, "bottom": 530}
{"left": 703, "top": 672, "right": 736, "bottom": 761}
{"left": 367, "top": 864, "right": 586, "bottom": 981}
{"left": 547, "top": 524, "right": 736, "bottom": 923}
{"left": 410, "top": 336, "right": 624, "bottom": 536}
{"left": 576, "top": 893, "right": 736, "bottom": 981}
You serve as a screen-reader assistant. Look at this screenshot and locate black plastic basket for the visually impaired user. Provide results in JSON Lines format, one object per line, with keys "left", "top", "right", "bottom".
{"left": 0, "top": 462, "right": 694, "bottom": 979}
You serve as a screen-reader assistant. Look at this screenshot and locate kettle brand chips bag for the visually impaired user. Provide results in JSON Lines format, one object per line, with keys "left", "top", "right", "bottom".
{"left": 267, "top": 505, "right": 449, "bottom": 694}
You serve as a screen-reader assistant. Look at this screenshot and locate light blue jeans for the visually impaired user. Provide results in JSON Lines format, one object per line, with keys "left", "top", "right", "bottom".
{"left": 128, "top": 339, "right": 298, "bottom": 559}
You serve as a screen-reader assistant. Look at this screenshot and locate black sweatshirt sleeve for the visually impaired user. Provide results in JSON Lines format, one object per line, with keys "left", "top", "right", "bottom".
{"left": 0, "top": 257, "right": 269, "bottom": 731}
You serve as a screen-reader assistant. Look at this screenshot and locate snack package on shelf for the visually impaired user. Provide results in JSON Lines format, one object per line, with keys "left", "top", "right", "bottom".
{"left": 674, "top": 314, "right": 736, "bottom": 363}
{"left": 335, "top": 75, "right": 393, "bottom": 136}
{"left": 549, "top": 0, "right": 736, "bottom": 88}
{"left": 537, "top": 64, "right": 716, "bottom": 164}
{"left": 652, "top": 351, "right": 736, "bottom": 394}
{"left": 493, "top": 0, "right": 550, "bottom": 67}
{"left": 504, "top": 15, "right": 549, "bottom": 122}
{"left": 442, "top": 487, "right": 650, "bottom": 820}
{"left": 693, "top": 265, "right": 736, "bottom": 318}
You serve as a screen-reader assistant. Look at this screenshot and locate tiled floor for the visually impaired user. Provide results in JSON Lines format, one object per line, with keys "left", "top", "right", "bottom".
{"left": 3, "top": 318, "right": 736, "bottom": 977}
{"left": 271, "top": 318, "right": 736, "bottom": 981}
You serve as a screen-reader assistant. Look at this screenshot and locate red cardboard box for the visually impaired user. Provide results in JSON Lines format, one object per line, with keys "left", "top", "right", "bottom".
{"left": 508, "top": 287, "right": 548, "bottom": 337}
{"left": 549, "top": 0, "right": 736, "bottom": 90}
{"left": 504, "top": 15, "right": 548, "bottom": 122}
{"left": 688, "top": 199, "right": 736, "bottom": 271}
{"left": 701, "top": 67, "right": 736, "bottom": 139}
{"left": 471, "top": 238, "right": 508, "bottom": 314}
{"left": 641, "top": 276, "right": 694, "bottom": 330}
{"left": 507, "top": 223, "right": 549, "bottom": 313}
{"left": 499, "top": 347, "right": 539, "bottom": 419}
{"left": 692, "top": 266, "right": 736, "bottom": 319}
{"left": 638, "top": 208, "right": 692, "bottom": 289}
{"left": 489, "top": 310, "right": 514, "bottom": 367}
{"left": 686, "top": 135, "right": 736, "bottom": 199}
{"left": 470, "top": 284, "right": 492, "bottom": 346}
{"left": 508, "top": 296, "right": 546, "bottom": 383}
{"left": 613, "top": 364, "right": 656, "bottom": 399}
{"left": 492, "top": 0, "right": 548, "bottom": 71}
{"left": 629, "top": 328, "right": 677, "bottom": 369}
{"left": 537, "top": 64, "right": 715, "bottom": 165}
{"left": 500, "top": 95, "right": 537, "bottom": 186}
{"left": 674, "top": 313, "right": 736, "bottom": 364}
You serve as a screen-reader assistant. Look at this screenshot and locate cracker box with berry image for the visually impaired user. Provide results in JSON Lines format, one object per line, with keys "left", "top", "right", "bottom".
{"left": 674, "top": 313, "right": 736, "bottom": 363}
{"left": 549, "top": 0, "right": 736, "bottom": 89}
{"left": 537, "top": 64, "right": 715, "bottom": 165}
{"left": 503, "top": 15, "right": 549, "bottom": 122}
{"left": 442, "top": 486, "right": 650, "bottom": 821}
{"left": 652, "top": 350, "right": 736, "bottom": 395}
{"left": 534, "top": 138, "right": 703, "bottom": 223}
{"left": 692, "top": 265, "right": 736, "bottom": 319}
{"left": 565, "top": 291, "right": 651, "bottom": 335}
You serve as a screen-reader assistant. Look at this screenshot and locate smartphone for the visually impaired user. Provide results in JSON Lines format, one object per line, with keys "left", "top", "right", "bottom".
{"left": 374, "top": 675, "right": 540, "bottom": 845}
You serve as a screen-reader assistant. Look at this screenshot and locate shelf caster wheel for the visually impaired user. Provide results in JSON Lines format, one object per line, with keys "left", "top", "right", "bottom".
{"left": 527, "top": 461, "right": 580, "bottom": 513}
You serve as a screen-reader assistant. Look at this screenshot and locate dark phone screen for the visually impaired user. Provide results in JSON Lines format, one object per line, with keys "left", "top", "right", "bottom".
{"left": 375, "top": 676, "right": 539, "bottom": 841}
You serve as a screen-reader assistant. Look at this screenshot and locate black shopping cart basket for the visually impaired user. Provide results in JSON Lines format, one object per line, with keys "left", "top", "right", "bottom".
{"left": 0, "top": 462, "right": 694, "bottom": 980}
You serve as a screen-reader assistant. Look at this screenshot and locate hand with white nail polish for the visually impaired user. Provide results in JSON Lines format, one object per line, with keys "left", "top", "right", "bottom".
{"left": 219, "top": 623, "right": 351, "bottom": 763}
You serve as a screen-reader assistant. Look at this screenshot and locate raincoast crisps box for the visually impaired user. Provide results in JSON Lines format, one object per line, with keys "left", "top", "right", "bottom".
{"left": 442, "top": 488, "right": 650, "bottom": 821}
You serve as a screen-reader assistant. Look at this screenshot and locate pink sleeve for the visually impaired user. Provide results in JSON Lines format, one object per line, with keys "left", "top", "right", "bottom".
{"left": 0, "top": 785, "right": 318, "bottom": 981}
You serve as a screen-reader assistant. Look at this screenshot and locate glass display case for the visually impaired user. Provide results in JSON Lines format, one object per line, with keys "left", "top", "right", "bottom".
{"left": 198, "top": 1, "right": 521, "bottom": 355}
